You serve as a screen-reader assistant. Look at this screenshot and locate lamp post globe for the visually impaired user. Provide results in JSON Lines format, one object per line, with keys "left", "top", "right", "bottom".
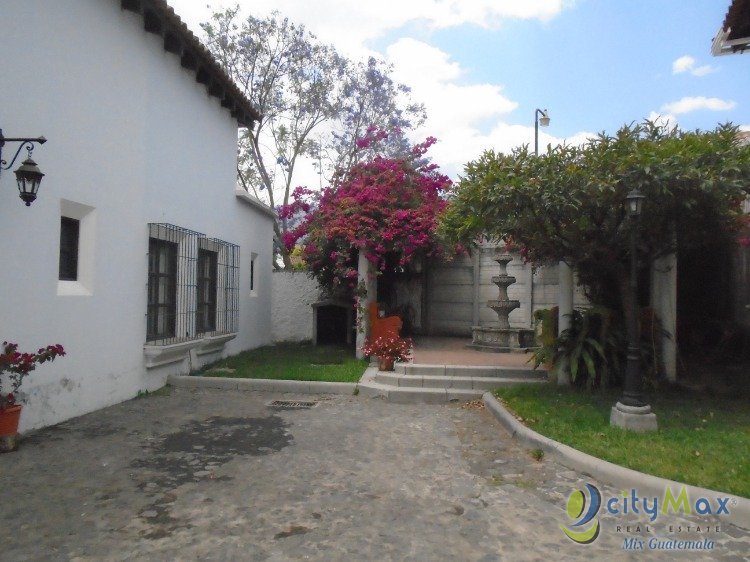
{"left": 534, "top": 108, "right": 550, "bottom": 155}
{"left": 626, "top": 189, "right": 645, "bottom": 217}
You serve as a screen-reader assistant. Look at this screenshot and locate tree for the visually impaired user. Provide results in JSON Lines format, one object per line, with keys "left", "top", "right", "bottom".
{"left": 201, "top": 7, "right": 424, "bottom": 268}
{"left": 328, "top": 58, "right": 426, "bottom": 184}
{"left": 440, "top": 122, "right": 750, "bottom": 322}
{"left": 281, "top": 135, "right": 453, "bottom": 293}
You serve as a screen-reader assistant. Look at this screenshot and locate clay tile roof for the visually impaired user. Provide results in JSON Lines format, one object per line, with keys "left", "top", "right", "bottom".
{"left": 712, "top": 0, "right": 750, "bottom": 55}
{"left": 120, "top": 0, "right": 260, "bottom": 127}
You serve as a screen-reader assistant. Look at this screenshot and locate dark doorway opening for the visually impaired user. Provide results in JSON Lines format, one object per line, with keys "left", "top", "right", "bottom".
{"left": 314, "top": 303, "right": 352, "bottom": 347}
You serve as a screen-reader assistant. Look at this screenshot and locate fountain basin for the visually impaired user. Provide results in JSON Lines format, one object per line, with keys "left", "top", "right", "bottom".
{"left": 468, "top": 326, "right": 536, "bottom": 353}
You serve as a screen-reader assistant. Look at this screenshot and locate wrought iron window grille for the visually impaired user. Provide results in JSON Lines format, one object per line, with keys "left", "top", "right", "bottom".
{"left": 147, "top": 223, "right": 239, "bottom": 345}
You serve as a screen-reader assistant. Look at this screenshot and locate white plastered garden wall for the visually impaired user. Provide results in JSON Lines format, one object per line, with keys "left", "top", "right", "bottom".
{"left": 0, "top": 0, "right": 274, "bottom": 431}
{"left": 271, "top": 271, "right": 321, "bottom": 343}
{"left": 269, "top": 256, "right": 586, "bottom": 343}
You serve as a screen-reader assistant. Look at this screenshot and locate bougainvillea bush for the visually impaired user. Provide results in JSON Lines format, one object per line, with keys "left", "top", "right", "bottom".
{"left": 0, "top": 342, "right": 65, "bottom": 410}
{"left": 280, "top": 132, "right": 455, "bottom": 293}
{"left": 361, "top": 335, "right": 413, "bottom": 362}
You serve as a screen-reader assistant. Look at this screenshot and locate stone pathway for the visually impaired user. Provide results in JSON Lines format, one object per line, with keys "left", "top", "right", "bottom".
{"left": 0, "top": 388, "right": 747, "bottom": 561}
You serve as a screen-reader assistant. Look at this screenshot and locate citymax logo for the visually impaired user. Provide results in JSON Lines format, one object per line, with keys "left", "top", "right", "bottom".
{"left": 606, "top": 487, "right": 731, "bottom": 522}
{"left": 561, "top": 484, "right": 733, "bottom": 544}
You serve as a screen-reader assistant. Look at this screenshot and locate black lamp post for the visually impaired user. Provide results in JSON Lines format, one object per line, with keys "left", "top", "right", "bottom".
{"left": 620, "top": 188, "right": 646, "bottom": 407}
{"left": 610, "top": 188, "right": 656, "bottom": 430}
{"left": 0, "top": 128, "right": 47, "bottom": 206}
{"left": 534, "top": 108, "right": 550, "bottom": 155}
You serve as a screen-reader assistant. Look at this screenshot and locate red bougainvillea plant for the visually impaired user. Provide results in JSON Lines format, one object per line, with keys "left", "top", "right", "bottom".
{"left": 361, "top": 335, "right": 413, "bottom": 362}
{"left": 279, "top": 129, "right": 458, "bottom": 293}
{"left": 0, "top": 341, "right": 65, "bottom": 410}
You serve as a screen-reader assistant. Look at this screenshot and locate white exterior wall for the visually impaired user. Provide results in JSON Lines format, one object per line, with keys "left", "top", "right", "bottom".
{"left": 0, "top": 0, "right": 274, "bottom": 431}
{"left": 271, "top": 271, "right": 321, "bottom": 343}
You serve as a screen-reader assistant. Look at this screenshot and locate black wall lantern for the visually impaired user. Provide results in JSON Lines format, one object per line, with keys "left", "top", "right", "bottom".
{"left": 0, "top": 128, "right": 47, "bottom": 206}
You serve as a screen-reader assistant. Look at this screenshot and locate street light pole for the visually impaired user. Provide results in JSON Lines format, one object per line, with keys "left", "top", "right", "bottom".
{"left": 610, "top": 189, "right": 658, "bottom": 432}
{"left": 534, "top": 109, "right": 550, "bottom": 155}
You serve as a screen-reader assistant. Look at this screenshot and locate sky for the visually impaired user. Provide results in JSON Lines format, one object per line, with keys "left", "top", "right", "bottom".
{"left": 168, "top": 0, "right": 749, "bottom": 181}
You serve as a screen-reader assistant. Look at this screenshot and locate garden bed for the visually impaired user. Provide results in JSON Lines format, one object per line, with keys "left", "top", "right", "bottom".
{"left": 494, "top": 384, "right": 749, "bottom": 498}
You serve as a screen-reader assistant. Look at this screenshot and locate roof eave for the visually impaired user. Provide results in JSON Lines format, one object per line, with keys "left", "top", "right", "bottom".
{"left": 120, "top": 0, "right": 261, "bottom": 127}
{"left": 712, "top": 27, "right": 750, "bottom": 56}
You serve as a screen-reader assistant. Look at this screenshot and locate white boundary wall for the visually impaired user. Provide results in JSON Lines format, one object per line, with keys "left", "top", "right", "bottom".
{"left": 426, "top": 247, "right": 587, "bottom": 336}
{"left": 271, "top": 271, "right": 321, "bottom": 343}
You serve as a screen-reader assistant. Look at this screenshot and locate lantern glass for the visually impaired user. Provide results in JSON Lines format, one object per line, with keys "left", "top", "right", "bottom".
{"left": 14, "top": 157, "right": 44, "bottom": 206}
{"left": 626, "top": 189, "right": 645, "bottom": 217}
{"left": 539, "top": 114, "right": 550, "bottom": 127}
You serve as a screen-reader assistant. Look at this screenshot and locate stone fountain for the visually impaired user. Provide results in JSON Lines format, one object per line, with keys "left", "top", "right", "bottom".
{"left": 469, "top": 252, "right": 535, "bottom": 352}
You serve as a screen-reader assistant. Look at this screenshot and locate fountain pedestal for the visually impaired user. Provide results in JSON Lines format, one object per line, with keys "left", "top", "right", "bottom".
{"left": 468, "top": 253, "right": 535, "bottom": 353}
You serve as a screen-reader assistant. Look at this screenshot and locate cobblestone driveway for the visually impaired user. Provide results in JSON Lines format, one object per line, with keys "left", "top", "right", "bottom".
{"left": 1, "top": 388, "right": 747, "bottom": 561}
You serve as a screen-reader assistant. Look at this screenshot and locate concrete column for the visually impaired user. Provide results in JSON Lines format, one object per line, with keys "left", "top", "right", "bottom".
{"left": 355, "top": 251, "right": 377, "bottom": 359}
{"left": 528, "top": 265, "right": 535, "bottom": 329}
{"left": 651, "top": 252, "right": 677, "bottom": 382}
{"left": 557, "top": 261, "right": 574, "bottom": 386}
{"left": 472, "top": 249, "right": 481, "bottom": 327}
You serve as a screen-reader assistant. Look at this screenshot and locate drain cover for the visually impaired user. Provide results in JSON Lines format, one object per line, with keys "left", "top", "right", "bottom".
{"left": 267, "top": 400, "right": 318, "bottom": 409}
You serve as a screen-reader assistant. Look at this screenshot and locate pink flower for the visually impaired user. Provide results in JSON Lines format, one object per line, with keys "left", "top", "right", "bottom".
{"left": 281, "top": 231, "right": 297, "bottom": 250}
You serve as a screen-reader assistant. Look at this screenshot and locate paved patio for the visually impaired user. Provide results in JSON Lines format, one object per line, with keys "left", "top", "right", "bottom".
{"left": 1, "top": 387, "right": 747, "bottom": 561}
{"left": 411, "top": 336, "right": 536, "bottom": 367}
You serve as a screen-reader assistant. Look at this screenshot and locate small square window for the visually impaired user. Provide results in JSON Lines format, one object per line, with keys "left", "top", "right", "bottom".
{"left": 59, "top": 217, "right": 80, "bottom": 281}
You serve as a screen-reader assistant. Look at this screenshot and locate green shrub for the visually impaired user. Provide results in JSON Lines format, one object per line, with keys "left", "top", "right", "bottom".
{"left": 555, "top": 306, "right": 620, "bottom": 389}
{"left": 530, "top": 307, "right": 558, "bottom": 370}
{"left": 536, "top": 306, "right": 668, "bottom": 390}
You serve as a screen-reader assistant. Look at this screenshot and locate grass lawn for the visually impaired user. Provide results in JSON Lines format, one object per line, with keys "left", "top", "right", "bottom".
{"left": 195, "top": 343, "right": 367, "bottom": 383}
{"left": 494, "top": 384, "right": 750, "bottom": 498}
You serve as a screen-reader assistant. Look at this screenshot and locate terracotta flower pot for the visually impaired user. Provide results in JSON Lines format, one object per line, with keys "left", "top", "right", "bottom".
{"left": 0, "top": 404, "right": 22, "bottom": 453}
{"left": 378, "top": 357, "right": 395, "bottom": 371}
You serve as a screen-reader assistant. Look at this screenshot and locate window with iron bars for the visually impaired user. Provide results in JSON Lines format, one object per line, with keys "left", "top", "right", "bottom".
{"left": 146, "top": 223, "right": 239, "bottom": 345}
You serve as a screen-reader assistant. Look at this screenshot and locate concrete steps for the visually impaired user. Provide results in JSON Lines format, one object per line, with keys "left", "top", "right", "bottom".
{"left": 395, "top": 363, "right": 543, "bottom": 378}
{"left": 357, "top": 362, "right": 548, "bottom": 404}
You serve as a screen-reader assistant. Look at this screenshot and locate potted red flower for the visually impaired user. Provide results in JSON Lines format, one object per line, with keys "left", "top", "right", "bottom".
{"left": 1, "top": 341, "right": 65, "bottom": 452}
{"left": 361, "top": 335, "right": 412, "bottom": 371}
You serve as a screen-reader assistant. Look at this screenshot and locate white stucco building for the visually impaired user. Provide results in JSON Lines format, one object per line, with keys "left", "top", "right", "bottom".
{"left": 0, "top": 0, "right": 275, "bottom": 431}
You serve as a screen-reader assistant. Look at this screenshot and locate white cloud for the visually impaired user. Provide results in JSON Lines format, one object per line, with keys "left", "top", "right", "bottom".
{"left": 178, "top": 1, "right": 569, "bottom": 59}
{"left": 421, "top": 0, "right": 566, "bottom": 29}
{"left": 170, "top": 1, "right": 585, "bottom": 179}
{"left": 671, "top": 55, "right": 716, "bottom": 77}
{"left": 661, "top": 96, "right": 736, "bottom": 115}
{"left": 647, "top": 111, "right": 678, "bottom": 129}
{"left": 690, "top": 64, "right": 715, "bottom": 77}
{"left": 672, "top": 55, "right": 695, "bottom": 74}
{"left": 385, "top": 38, "right": 593, "bottom": 177}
